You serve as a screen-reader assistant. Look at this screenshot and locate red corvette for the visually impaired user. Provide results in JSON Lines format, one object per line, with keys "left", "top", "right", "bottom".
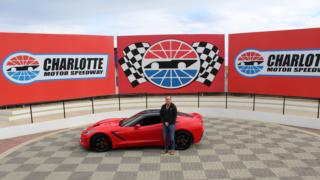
{"left": 80, "top": 109, "right": 204, "bottom": 152}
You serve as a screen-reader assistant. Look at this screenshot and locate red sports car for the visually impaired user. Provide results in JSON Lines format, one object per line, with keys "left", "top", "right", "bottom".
{"left": 80, "top": 109, "right": 204, "bottom": 152}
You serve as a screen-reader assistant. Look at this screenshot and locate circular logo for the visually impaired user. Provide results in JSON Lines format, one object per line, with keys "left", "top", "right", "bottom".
{"left": 235, "top": 50, "right": 264, "bottom": 77}
{"left": 142, "top": 39, "right": 200, "bottom": 89}
{"left": 3, "top": 53, "right": 40, "bottom": 84}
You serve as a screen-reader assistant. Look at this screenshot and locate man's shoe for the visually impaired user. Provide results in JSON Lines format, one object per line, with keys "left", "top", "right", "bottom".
{"left": 169, "top": 150, "right": 175, "bottom": 155}
{"left": 161, "top": 150, "right": 168, "bottom": 154}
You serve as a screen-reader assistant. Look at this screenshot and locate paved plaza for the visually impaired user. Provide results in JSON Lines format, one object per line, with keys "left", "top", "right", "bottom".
{"left": 0, "top": 117, "right": 320, "bottom": 180}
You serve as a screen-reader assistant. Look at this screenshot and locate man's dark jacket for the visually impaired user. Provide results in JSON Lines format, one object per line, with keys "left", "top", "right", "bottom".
{"left": 160, "top": 103, "right": 177, "bottom": 125}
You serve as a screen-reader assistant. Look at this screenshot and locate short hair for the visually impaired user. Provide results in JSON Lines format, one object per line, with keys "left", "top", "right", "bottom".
{"left": 165, "top": 96, "right": 171, "bottom": 99}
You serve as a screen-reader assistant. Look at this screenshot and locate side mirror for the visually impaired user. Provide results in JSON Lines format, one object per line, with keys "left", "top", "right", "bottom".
{"left": 134, "top": 124, "right": 141, "bottom": 129}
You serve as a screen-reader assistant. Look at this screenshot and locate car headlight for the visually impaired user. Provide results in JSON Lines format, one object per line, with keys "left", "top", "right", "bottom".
{"left": 83, "top": 129, "right": 96, "bottom": 135}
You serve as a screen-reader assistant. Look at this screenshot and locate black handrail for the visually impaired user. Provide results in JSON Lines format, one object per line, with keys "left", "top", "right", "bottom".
{"left": 3, "top": 92, "right": 320, "bottom": 125}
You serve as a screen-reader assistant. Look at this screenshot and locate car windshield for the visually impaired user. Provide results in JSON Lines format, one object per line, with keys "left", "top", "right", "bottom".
{"left": 119, "top": 112, "right": 142, "bottom": 127}
{"left": 119, "top": 110, "right": 191, "bottom": 127}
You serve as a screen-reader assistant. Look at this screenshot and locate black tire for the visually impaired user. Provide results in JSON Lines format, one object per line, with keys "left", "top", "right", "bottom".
{"left": 175, "top": 131, "right": 193, "bottom": 150}
{"left": 90, "top": 134, "right": 112, "bottom": 152}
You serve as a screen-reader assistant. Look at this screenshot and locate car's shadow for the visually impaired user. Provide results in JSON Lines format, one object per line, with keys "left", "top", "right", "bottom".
{"left": 81, "top": 145, "right": 164, "bottom": 153}
{"left": 79, "top": 144, "right": 203, "bottom": 155}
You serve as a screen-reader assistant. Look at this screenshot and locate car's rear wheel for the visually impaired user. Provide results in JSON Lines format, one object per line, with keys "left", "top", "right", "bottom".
{"left": 90, "top": 134, "right": 112, "bottom": 152}
{"left": 175, "top": 131, "right": 193, "bottom": 150}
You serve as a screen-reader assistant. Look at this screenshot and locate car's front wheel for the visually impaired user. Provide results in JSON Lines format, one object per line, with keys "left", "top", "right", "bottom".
{"left": 90, "top": 134, "right": 112, "bottom": 152}
{"left": 175, "top": 131, "right": 193, "bottom": 150}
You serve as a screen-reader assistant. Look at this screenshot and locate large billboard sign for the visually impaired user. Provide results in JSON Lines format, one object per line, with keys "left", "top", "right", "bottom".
{"left": 3, "top": 53, "right": 108, "bottom": 84}
{"left": 117, "top": 35, "right": 225, "bottom": 94}
{"left": 235, "top": 49, "right": 320, "bottom": 77}
{"left": 229, "top": 28, "right": 320, "bottom": 98}
{"left": 0, "top": 33, "right": 115, "bottom": 106}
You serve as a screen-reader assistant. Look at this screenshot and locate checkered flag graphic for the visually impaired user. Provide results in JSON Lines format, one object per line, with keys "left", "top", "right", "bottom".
{"left": 119, "top": 42, "right": 150, "bottom": 87}
{"left": 192, "top": 42, "right": 224, "bottom": 86}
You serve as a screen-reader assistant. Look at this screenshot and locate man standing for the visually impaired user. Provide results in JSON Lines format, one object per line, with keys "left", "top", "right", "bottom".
{"left": 160, "top": 96, "right": 177, "bottom": 155}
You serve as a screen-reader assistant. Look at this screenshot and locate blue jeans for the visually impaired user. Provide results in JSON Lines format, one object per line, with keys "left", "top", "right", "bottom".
{"left": 163, "top": 124, "right": 175, "bottom": 151}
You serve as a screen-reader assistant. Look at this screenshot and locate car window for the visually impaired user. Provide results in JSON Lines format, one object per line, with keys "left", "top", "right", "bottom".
{"left": 121, "top": 114, "right": 143, "bottom": 127}
{"left": 120, "top": 111, "right": 161, "bottom": 127}
{"left": 137, "top": 115, "right": 161, "bottom": 127}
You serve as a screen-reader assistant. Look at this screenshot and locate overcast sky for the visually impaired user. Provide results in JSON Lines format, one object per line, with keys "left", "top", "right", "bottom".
{"left": 1, "top": 0, "right": 319, "bottom": 64}
{"left": 1, "top": 0, "right": 319, "bottom": 36}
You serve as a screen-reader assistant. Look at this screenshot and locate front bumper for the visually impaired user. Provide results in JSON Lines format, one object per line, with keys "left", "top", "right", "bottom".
{"left": 80, "top": 133, "right": 90, "bottom": 149}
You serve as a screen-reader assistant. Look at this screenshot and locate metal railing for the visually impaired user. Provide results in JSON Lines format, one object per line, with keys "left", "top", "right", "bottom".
{"left": 1, "top": 92, "right": 320, "bottom": 125}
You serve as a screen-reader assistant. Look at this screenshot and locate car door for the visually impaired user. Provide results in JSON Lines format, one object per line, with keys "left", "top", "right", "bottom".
{"left": 136, "top": 115, "right": 163, "bottom": 146}
{"left": 116, "top": 114, "right": 163, "bottom": 147}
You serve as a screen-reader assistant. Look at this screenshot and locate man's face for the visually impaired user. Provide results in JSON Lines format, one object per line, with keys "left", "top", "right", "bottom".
{"left": 165, "top": 96, "right": 171, "bottom": 105}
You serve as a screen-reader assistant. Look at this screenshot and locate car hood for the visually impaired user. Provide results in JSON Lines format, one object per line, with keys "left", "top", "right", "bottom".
{"left": 87, "top": 118, "right": 124, "bottom": 130}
